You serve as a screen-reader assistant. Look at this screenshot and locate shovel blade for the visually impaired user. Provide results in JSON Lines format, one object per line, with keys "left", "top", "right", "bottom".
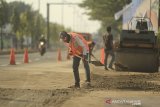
{"left": 90, "top": 61, "right": 104, "bottom": 66}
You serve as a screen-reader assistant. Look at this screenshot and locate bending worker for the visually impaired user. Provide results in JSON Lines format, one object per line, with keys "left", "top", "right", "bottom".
{"left": 59, "top": 31, "right": 91, "bottom": 88}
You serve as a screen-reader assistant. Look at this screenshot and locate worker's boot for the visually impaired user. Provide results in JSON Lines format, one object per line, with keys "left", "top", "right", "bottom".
{"left": 68, "top": 83, "right": 80, "bottom": 89}
{"left": 82, "top": 81, "right": 92, "bottom": 89}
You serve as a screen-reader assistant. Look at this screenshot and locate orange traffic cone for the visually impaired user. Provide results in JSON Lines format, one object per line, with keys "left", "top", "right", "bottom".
{"left": 24, "top": 48, "right": 29, "bottom": 63}
{"left": 57, "top": 48, "right": 62, "bottom": 61}
{"left": 10, "top": 48, "right": 16, "bottom": 65}
{"left": 100, "top": 48, "right": 105, "bottom": 65}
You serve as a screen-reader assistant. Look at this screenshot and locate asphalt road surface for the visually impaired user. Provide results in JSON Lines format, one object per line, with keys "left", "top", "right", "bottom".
{"left": 0, "top": 50, "right": 160, "bottom": 107}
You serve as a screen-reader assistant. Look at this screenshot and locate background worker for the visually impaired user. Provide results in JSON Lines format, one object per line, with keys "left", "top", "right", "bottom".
{"left": 103, "top": 26, "right": 115, "bottom": 70}
{"left": 59, "top": 31, "right": 91, "bottom": 88}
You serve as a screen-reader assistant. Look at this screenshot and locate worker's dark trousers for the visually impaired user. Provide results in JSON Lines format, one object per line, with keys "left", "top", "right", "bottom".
{"left": 104, "top": 49, "right": 115, "bottom": 69}
{"left": 73, "top": 56, "right": 91, "bottom": 86}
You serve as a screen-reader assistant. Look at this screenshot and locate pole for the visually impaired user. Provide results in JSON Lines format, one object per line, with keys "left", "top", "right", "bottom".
{"left": 73, "top": 6, "right": 75, "bottom": 31}
{"left": 46, "top": 2, "right": 79, "bottom": 48}
{"left": 0, "top": 27, "right": 3, "bottom": 50}
{"left": 61, "top": 1, "right": 64, "bottom": 25}
{"left": 38, "top": 0, "right": 40, "bottom": 12}
{"left": 158, "top": 0, "right": 160, "bottom": 28}
{"left": 47, "top": 3, "right": 50, "bottom": 48}
{"left": 150, "top": 0, "right": 151, "bottom": 19}
{"left": 158, "top": 0, "right": 160, "bottom": 56}
{"left": 36, "top": 0, "right": 40, "bottom": 49}
{"left": 0, "top": 2, "right": 3, "bottom": 50}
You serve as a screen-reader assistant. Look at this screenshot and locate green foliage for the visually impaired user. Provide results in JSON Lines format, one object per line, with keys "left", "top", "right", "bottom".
{"left": 79, "top": 0, "right": 129, "bottom": 23}
{"left": 79, "top": 0, "right": 131, "bottom": 35}
{"left": 0, "top": 1, "right": 71, "bottom": 49}
{"left": 0, "top": 0, "right": 9, "bottom": 26}
{"left": 49, "top": 23, "right": 71, "bottom": 43}
{"left": 10, "top": 2, "right": 30, "bottom": 37}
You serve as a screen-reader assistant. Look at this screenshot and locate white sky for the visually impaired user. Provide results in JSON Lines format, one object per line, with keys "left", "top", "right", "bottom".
{"left": 6, "top": 0, "right": 101, "bottom": 33}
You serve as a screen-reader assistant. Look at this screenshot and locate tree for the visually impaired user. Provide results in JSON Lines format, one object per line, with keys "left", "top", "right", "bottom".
{"left": 10, "top": 2, "right": 31, "bottom": 37}
{"left": 0, "top": 0, "right": 9, "bottom": 50}
{"left": 79, "top": 0, "right": 131, "bottom": 34}
{"left": 49, "top": 22, "right": 71, "bottom": 43}
{"left": 9, "top": 2, "right": 43, "bottom": 48}
{"left": 1, "top": 1, "right": 73, "bottom": 49}
{"left": 0, "top": 0, "right": 9, "bottom": 26}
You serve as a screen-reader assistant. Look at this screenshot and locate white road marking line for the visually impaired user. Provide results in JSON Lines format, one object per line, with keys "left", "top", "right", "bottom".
{"left": 0, "top": 58, "right": 40, "bottom": 67}
{"left": 16, "top": 62, "right": 21, "bottom": 65}
{"left": 0, "top": 64, "right": 8, "bottom": 67}
{"left": 35, "top": 58, "right": 40, "bottom": 61}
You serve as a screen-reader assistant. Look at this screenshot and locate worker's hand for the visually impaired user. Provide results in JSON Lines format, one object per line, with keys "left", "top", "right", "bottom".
{"left": 83, "top": 53, "right": 89, "bottom": 61}
{"left": 68, "top": 50, "right": 73, "bottom": 55}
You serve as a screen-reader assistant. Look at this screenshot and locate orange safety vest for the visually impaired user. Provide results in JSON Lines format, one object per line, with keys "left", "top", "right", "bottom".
{"left": 68, "top": 32, "right": 89, "bottom": 56}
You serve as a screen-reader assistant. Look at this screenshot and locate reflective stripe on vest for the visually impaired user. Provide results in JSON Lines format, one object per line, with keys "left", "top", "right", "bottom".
{"left": 68, "top": 32, "right": 89, "bottom": 56}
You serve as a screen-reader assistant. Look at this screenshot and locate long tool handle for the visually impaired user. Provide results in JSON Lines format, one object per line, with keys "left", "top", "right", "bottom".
{"left": 91, "top": 54, "right": 99, "bottom": 61}
{"left": 73, "top": 54, "right": 89, "bottom": 62}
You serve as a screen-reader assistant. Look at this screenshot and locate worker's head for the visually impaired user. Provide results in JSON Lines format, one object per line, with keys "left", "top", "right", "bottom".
{"left": 59, "top": 31, "right": 71, "bottom": 43}
{"left": 106, "top": 26, "right": 111, "bottom": 32}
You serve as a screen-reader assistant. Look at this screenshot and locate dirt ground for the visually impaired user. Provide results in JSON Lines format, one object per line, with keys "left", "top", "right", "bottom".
{"left": 0, "top": 59, "right": 160, "bottom": 107}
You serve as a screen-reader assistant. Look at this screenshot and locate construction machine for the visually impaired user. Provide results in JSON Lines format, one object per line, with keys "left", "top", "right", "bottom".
{"left": 115, "top": 17, "right": 159, "bottom": 72}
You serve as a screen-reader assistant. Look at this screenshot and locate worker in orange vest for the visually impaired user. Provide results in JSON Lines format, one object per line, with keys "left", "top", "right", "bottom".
{"left": 59, "top": 31, "right": 91, "bottom": 88}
